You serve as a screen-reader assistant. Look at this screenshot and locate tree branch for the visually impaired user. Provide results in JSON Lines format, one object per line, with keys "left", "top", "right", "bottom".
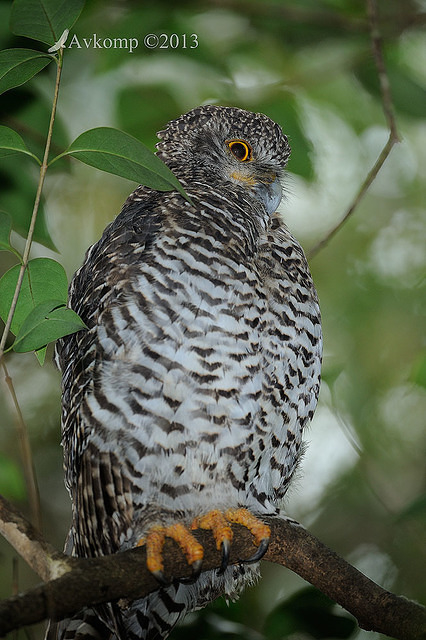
{"left": 0, "top": 494, "right": 70, "bottom": 584}
{"left": 1, "top": 363, "right": 42, "bottom": 532}
{"left": 0, "top": 48, "right": 63, "bottom": 364}
{"left": 0, "top": 496, "right": 424, "bottom": 639}
{"left": 366, "top": 0, "right": 399, "bottom": 141}
{"left": 308, "top": 132, "right": 396, "bottom": 258}
{"left": 308, "top": 0, "right": 400, "bottom": 259}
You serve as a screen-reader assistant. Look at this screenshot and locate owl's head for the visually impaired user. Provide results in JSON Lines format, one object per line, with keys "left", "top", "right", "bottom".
{"left": 156, "top": 105, "right": 291, "bottom": 215}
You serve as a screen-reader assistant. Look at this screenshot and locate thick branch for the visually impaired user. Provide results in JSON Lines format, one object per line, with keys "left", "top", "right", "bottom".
{"left": 0, "top": 499, "right": 424, "bottom": 639}
{"left": 0, "top": 494, "right": 69, "bottom": 583}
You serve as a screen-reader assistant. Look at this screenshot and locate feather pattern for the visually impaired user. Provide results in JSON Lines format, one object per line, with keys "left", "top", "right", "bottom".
{"left": 47, "top": 105, "right": 322, "bottom": 640}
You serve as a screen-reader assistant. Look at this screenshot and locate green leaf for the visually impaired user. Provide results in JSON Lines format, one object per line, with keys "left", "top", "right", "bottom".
{"left": 35, "top": 345, "right": 47, "bottom": 365}
{"left": 0, "top": 125, "right": 41, "bottom": 162}
{"left": 13, "top": 299, "right": 86, "bottom": 352}
{"left": 10, "top": 0, "right": 85, "bottom": 46}
{"left": 411, "top": 354, "right": 426, "bottom": 389}
{"left": 0, "top": 156, "right": 56, "bottom": 250}
{"left": 397, "top": 493, "right": 426, "bottom": 523}
{"left": 0, "top": 211, "right": 18, "bottom": 256}
{"left": 0, "top": 211, "right": 12, "bottom": 250}
{"left": 260, "top": 94, "right": 314, "bottom": 180}
{"left": 0, "top": 257, "right": 68, "bottom": 335}
{"left": 59, "top": 127, "right": 189, "bottom": 198}
{"left": 0, "top": 49, "right": 52, "bottom": 95}
{"left": 355, "top": 60, "right": 426, "bottom": 120}
{"left": 264, "top": 588, "right": 356, "bottom": 640}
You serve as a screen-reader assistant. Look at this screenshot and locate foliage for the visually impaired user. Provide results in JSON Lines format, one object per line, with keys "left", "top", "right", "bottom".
{"left": 59, "top": 127, "right": 187, "bottom": 193}
{"left": 171, "top": 587, "right": 357, "bottom": 640}
{"left": 0, "top": 256, "right": 84, "bottom": 364}
{"left": 0, "top": 0, "right": 425, "bottom": 638}
{"left": 0, "top": 0, "right": 185, "bottom": 359}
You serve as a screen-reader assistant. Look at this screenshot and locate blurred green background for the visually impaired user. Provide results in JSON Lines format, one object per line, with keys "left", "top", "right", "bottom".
{"left": 0, "top": 0, "right": 425, "bottom": 638}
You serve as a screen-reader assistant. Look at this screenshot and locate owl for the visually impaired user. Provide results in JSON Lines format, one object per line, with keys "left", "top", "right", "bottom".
{"left": 47, "top": 105, "right": 322, "bottom": 639}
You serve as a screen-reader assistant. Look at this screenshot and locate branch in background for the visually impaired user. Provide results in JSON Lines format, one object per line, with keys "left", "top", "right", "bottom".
{"left": 210, "top": 0, "right": 367, "bottom": 32}
{"left": 0, "top": 494, "right": 70, "bottom": 584}
{"left": 0, "top": 47, "right": 66, "bottom": 547}
{"left": 1, "top": 362, "right": 42, "bottom": 531}
{"left": 366, "top": 0, "right": 400, "bottom": 142}
{"left": 0, "top": 49, "right": 63, "bottom": 364}
{"left": 308, "top": 132, "right": 395, "bottom": 258}
{"left": 0, "top": 496, "right": 425, "bottom": 640}
{"left": 308, "top": 0, "right": 400, "bottom": 259}
{"left": 210, "top": 0, "right": 426, "bottom": 39}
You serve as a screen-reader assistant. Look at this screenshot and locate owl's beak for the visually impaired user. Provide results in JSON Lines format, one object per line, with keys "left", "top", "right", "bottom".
{"left": 229, "top": 170, "right": 282, "bottom": 216}
{"left": 253, "top": 175, "right": 282, "bottom": 215}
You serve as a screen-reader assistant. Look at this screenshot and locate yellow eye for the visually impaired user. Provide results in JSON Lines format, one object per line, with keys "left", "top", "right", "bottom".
{"left": 227, "top": 139, "right": 252, "bottom": 162}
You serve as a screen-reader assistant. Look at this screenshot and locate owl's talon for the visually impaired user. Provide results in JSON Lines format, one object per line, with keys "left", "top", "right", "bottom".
{"left": 151, "top": 569, "right": 169, "bottom": 586}
{"left": 191, "top": 558, "right": 203, "bottom": 578}
{"left": 191, "top": 508, "right": 270, "bottom": 573}
{"left": 141, "top": 509, "right": 269, "bottom": 581}
{"left": 141, "top": 522, "right": 204, "bottom": 580}
{"left": 225, "top": 507, "right": 271, "bottom": 564}
{"left": 218, "top": 538, "right": 231, "bottom": 574}
{"left": 241, "top": 537, "right": 270, "bottom": 564}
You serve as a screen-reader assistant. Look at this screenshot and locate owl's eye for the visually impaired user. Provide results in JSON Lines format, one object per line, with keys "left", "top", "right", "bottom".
{"left": 227, "top": 139, "right": 252, "bottom": 162}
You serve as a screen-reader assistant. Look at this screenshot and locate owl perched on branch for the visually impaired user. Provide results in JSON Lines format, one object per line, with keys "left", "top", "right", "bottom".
{"left": 47, "top": 105, "right": 322, "bottom": 639}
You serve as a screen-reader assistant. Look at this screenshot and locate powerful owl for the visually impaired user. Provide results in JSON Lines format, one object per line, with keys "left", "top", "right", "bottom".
{"left": 47, "top": 105, "right": 322, "bottom": 639}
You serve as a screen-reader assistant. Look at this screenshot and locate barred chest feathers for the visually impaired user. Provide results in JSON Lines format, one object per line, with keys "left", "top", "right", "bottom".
{"left": 49, "top": 105, "right": 322, "bottom": 640}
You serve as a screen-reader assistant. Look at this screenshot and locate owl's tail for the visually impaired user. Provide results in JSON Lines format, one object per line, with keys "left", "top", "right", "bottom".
{"left": 45, "top": 607, "right": 114, "bottom": 640}
{"left": 44, "top": 586, "right": 189, "bottom": 640}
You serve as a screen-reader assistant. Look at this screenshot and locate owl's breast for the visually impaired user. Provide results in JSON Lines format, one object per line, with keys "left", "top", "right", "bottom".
{"left": 84, "top": 242, "right": 269, "bottom": 513}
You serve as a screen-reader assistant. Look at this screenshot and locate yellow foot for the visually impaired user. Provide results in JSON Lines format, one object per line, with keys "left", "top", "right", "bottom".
{"left": 191, "top": 510, "right": 233, "bottom": 573}
{"left": 138, "top": 508, "right": 270, "bottom": 583}
{"left": 225, "top": 508, "right": 271, "bottom": 563}
{"left": 137, "top": 523, "right": 203, "bottom": 584}
{"left": 192, "top": 507, "right": 270, "bottom": 573}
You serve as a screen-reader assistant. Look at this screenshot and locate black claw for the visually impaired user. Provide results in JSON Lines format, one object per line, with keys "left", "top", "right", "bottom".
{"left": 217, "top": 539, "right": 231, "bottom": 575}
{"left": 180, "top": 559, "right": 202, "bottom": 584}
{"left": 151, "top": 569, "right": 169, "bottom": 586}
{"left": 241, "top": 537, "right": 270, "bottom": 564}
{"left": 191, "top": 558, "right": 203, "bottom": 578}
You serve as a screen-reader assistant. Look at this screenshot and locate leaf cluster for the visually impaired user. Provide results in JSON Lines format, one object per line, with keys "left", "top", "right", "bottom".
{"left": 0, "top": 0, "right": 186, "bottom": 362}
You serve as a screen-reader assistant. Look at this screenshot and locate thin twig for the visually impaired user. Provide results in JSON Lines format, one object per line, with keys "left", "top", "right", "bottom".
{"left": 12, "top": 558, "right": 18, "bottom": 640}
{"left": 12, "top": 557, "right": 18, "bottom": 597}
{"left": 308, "top": 0, "right": 400, "bottom": 259}
{"left": 0, "top": 49, "right": 63, "bottom": 363}
{"left": 1, "top": 362, "right": 42, "bottom": 532}
{"left": 308, "top": 133, "right": 395, "bottom": 258}
{"left": 366, "top": 0, "right": 400, "bottom": 142}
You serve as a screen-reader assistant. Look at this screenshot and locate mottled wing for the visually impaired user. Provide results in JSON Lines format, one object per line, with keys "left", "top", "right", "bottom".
{"left": 57, "top": 189, "right": 162, "bottom": 558}
{"left": 252, "top": 214, "right": 322, "bottom": 507}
